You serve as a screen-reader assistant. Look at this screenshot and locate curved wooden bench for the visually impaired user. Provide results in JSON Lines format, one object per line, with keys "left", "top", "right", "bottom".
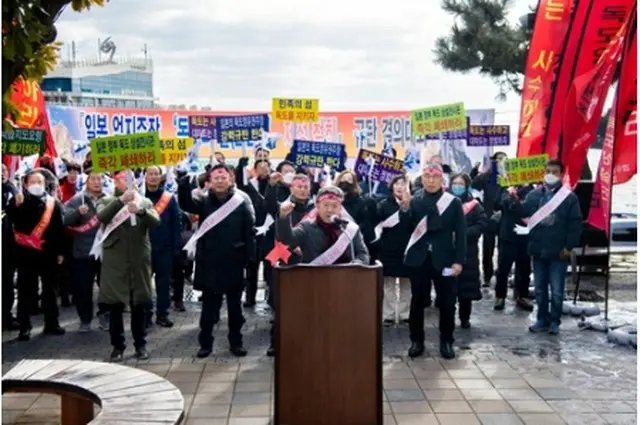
{"left": 2, "top": 359, "right": 184, "bottom": 425}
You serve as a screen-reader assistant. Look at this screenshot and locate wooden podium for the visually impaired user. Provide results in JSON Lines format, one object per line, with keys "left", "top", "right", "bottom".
{"left": 273, "top": 262, "right": 383, "bottom": 425}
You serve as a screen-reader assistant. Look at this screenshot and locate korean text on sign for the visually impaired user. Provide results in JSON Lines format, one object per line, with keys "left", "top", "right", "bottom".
{"left": 467, "top": 125, "right": 511, "bottom": 147}
{"left": 215, "top": 114, "right": 270, "bottom": 150}
{"left": 2, "top": 128, "right": 45, "bottom": 156}
{"left": 498, "top": 154, "right": 549, "bottom": 187}
{"left": 160, "top": 137, "right": 194, "bottom": 165}
{"left": 189, "top": 115, "right": 216, "bottom": 140}
{"left": 353, "top": 149, "right": 405, "bottom": 185}
{"left": 411, "top": 102, "right": 467, "bottom": 137}
{"left": 420, "top": 117, "right": 470, "bottom": 141}
{"left": 91, "top": 132, "right": 162, "bottom": 173}
{"left": 290, "top": 140, "right": 346, "bottom": 169}
{"left": 272, "top": 98, "right": 320, "bottom": 123}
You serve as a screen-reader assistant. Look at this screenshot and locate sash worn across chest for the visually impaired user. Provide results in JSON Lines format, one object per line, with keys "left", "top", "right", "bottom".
{"left": 515, "top": 186, "right": 572, "bottom": 234}
{"left": 404, "top": 192, "right": 455, "bottom": 257}
{"left": 183, "top": 192, "right": 245, "bottom": 257}
{"left": 67, "top": 215, "right": 100, "bottom": 234}
{"left": 463, "top": 199, "right": 479, "bottom": 216}
{"left": 89, "top": 203, "right": 133, "bottom": 259}
{"left": 309, "top": 221, "right": 360, "bottom": 266}
{"left": 14, "top": 197, "right": 55, "bottom": 251}
{"left": 372, "top": 206, "right": 401, "bottom": 243}
{"left": 154, "top": 192, "right": 173, "bottom": 216}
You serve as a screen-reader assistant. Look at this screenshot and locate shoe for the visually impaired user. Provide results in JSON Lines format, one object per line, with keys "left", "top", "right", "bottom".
{"left": 196, "top": 347, "right": 212, "bottom": 358}
{"left": 460, "top": 319, "right": 471, "bottom": 329}
{"left": 60, "top": 297, "right": 72, "bottom": 308}
{"left": 135, "top": 347, "right": 150, "bottom": 360}
{"left": 383, "top": 319, "right": 394, "bottom": 327}
{"left": 401, "top": 318, "right": 410, "bottom": 325}
{"left": 548, "top": 323, "right": 560, "bottom": 335}
{"left": 198, "top": 295, "right": 203, "bottom": 302}
{"left": 78, "top": 323, "right": 92, "bottom": 333}
{"left": 266, "top": 345, "right": 275, "bottom": 357}
{"left": 3, "top": 317, "right": 20, "bottom": 331}
{"left": 173, "top": 301, "right": 186, "bottom": 312}
{"left": 110, "top": 349, "right": 124, "bottom": 362}
{"left": 516, "top": 297, "right": 534, "bottom": 312}
{"left": 529, "top": 321, "right": 549, "bottom": 333}
{"left": 494, "top": 298, "right": 505, "bottom": 311}
{"left": 156, "top": 317, "right": 174, "bottom": 328}
{"left": 98, "top": 313, "right": 110, "bottom": 331}
{"left": 184, "top": 275, "right": 193, "bottom": 285}
{"left": 243, "top": 300, "right": 256, "bottom": 308}
{"left": 407, "top": 342, "right": 424, "bottom": 358}
{"left": 482, "top": 279, "right": 491, "bottom": 288}
{"left": 424, "top": 299, "right": 432, "bottom": 308}
{"left": 230, "top": 345, "right": 248, "bottom": 357}
{"left": 440, "top": 341, "right": 456, "bottom": 359}
{"left": 43, "top": 326, "right": 66, "bottom": 336}
{"left": 17, "top": 330, "right": 31, "bottom": 341}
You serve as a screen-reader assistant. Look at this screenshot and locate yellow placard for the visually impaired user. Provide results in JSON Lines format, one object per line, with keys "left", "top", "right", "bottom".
{"left": 498, "top": 154, "right": 549, "bottom": 187}
{"left": 160, "top": 137, "right": 194, "bottom": 165}
{"left": 271, "top": 97, "right": 319, "bottom": 123}
{"left": 91, "top": 132, "right": 162, "bottom": 173}
{"left": 411, "top": 102, "right": 466, "bottom": 137}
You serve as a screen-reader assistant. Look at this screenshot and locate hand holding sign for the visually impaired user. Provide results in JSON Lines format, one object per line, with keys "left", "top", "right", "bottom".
{"left": 127, "top": 202, "right": 140, "bottom": 215}
{"left": 78, "top": 204, "right": 89, "bottom": 215}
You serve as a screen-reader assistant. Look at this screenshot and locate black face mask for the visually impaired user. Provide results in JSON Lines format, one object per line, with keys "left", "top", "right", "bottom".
{"left": 338, "top": 182, "right": 352, "bottom": 192}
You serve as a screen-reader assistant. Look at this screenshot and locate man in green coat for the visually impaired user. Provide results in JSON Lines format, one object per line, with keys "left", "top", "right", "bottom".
{"left": 95, "top": 171, "right": 160, "bottom": 362}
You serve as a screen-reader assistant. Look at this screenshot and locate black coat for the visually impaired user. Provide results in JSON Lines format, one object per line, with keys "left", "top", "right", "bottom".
{"left": 374, "top": 196, "right": 412, "bottom": 277}
{"left": 178, "top": 180, "right": 255, "bottom": 294}
{"left": 342, "top": 192, "right": 376, "bottom": 245}
{"left": 457, "top": 195, "right": 489, "bottom": 301}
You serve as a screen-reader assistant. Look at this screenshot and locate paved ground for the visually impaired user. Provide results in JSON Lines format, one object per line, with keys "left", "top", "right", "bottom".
{"left": 2, "top": 263, "right": 637, "bottom": 425}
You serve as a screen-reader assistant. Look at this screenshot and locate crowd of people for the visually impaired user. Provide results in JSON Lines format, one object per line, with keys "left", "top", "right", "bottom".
{"left": 1, "top": 146, "right": 583, "bottom": 361}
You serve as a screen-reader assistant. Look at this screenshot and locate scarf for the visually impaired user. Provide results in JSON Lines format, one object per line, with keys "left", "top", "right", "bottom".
{"left": 60, "top": 178, "right": 77, "bottom": 203}
{"left": 316, "top": 216, "right": 350, "bottom": 264}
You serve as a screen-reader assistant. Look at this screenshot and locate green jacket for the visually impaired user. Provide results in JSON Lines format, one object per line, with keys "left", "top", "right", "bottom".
{"left": 96, "top": 194, "right": 160, "bottom": 305}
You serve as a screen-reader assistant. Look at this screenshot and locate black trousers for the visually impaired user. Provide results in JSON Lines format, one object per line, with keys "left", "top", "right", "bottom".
{"left": 495, "top": 239, "right": 531, "bottom": 299}
{"left": 199, "top": 289, "right": 245, "bottom": 349}
{"left": 264, "top": 262, "right": 274, "bottom": 308}
{"left": 482, "top": 232, "right": 497, "bottom": 281}
{"left": 108, "top": 302, "right": 147, "bottom": 351}
{"left": 171, "top": 252, "right": 185, "bottom": 302}
{"left": 73, "top": 257, "right": 106, "bottom": 323}
{"left": 2, "top": 241, "right": 16, "bottom": 323}
{"left": 459, "top": 299, "right": 472, "bottom": 322}
{"left": 409, "top": 255, "right": 457, "bottom": 343}
{"left": 16, "top": 252, "right": 59, "bottom": 332}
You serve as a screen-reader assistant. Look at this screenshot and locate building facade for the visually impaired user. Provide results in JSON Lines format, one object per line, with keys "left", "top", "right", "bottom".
{"left": 42, "top": 57, "right": 155, "bottom": 109}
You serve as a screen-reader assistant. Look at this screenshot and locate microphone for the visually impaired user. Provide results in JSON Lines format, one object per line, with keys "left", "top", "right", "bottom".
{"left": 330, "top": 215, "right": 349, "bottom": 227}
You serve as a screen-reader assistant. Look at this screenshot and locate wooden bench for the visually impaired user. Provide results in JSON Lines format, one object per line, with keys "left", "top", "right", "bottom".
{"left": 2, "top": 359, "right": 185, "bottom": 425}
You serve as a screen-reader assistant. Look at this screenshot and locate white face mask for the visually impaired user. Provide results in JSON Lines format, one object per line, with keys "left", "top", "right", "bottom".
{"left": 27, "top": 184, "right": 45, "bottom": 197}
{"left": 282, "top": 173, "right": 295, "bottom": 185}
{"left": 543, "top": 173, "right": 560, "bottom": 186}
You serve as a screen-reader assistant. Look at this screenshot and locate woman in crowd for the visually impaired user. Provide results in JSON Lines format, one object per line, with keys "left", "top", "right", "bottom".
{"left": 375, "top": 175, "right": 412, "bottom": 325}
{"left": 449, "top": 173, "right": 488, "bottom": 328}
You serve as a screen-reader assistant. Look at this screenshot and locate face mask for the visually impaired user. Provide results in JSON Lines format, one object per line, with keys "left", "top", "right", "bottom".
{"left": 282, "top": 173, "right": 295, "bottom": 185}
{"left": 543, "top": 173, "right": 560, "bottom": 186}
{"left": 451, "top": 184, "right": 466, "bottom": 197}
{"left": 338, "top": 182, "right": 352, "bottom": 192}
{"left": 27, "top": 184, "right": 45, "bottom": 197}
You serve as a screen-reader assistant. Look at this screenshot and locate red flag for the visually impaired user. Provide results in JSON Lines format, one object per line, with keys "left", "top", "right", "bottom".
{"left": 516, "top": 0, "right": 574, "bottom": 157}
{"left": 561, "top": 9, "right": 632, "bottom": 187}
{"left": 612, "top": 13, "right": 637, "bottom": 185}
{"left": 265, "top": 241, "right": 292, "bottom": 266}
{"left": 587, "top": 103, "right": 616, "bottom": 235}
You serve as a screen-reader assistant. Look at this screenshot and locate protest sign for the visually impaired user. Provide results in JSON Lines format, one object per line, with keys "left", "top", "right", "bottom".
{"left": 419, "top": 117, "right": 470, "bottom": 140}
{"left": 411, "top": 102, "right": 467, "bottom": 137}
{"left": 467, "top": 125, "right": 510, "bottom": 147}
{"left": 91, "top": 132, "right": 162, "bottom": 173}
{"left": 2, "top": 128, "right": 45, "bottom": 156}
{"left": 215, "top": 114, "right": 269, "bottom": 150}
{"left": 189, "top": 115, "right": 216, "bottom": 140}
{"left": 160, "top": 137, "right": 194, "bottom": 165}
{"left": 272, "top": 98, "right": 320, "bottom": 123}
{"left": 290, "top": 140, "right": 346, "bottom": 168}
{"left": 498, "top": 154, "right": 548, "bottom": 187}
{"left": 354, "top": 149, "right": 405, "bottom": 184}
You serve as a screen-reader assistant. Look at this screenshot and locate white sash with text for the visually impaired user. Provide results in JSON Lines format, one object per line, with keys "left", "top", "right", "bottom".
{"left": 514, "top": 186, "right": 571, "bottom": 235}
{"left": 404, "top": 192, "right": 455, "bottom": 256}
{"left": 309, "top": 221, "right": 360, "bottom": 266}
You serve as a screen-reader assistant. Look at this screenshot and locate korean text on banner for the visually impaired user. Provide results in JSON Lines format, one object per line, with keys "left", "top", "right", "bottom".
{"left": 354, "top": 149, "right": 405, "bottom": 185}
{"left": 2, "top": 128, "right": 46, "bottom": 156}
{"left": 467, "top": 125, "right": 510, "bottom": 147}
{"left": 516, "top": 0, "right": 573, "bottom": 157}
{"left": 189, "top": 115, "right": 216, "bottom": 140}
{"left": 411, "top": 102, "right": 466, "bottom": 137}
{"left": 215, "top": 114, "right": 269, "bottom": 150}
{"left": 498, "top": 154, "right": 549, "bottom": 187}
{"left": 290, "top": 140, "right": 345, "bottom": 169}
{"left": 419, "top": 117, "right": 470, "bottom": 140}
{"left": 271, "top": 98, "right": 319, "bottom": 123}
{"left": 91, "top": 132, "right": 162, "bottom": 173}
{"left": 160, "top": 137, "right": 194, "bottom": 165}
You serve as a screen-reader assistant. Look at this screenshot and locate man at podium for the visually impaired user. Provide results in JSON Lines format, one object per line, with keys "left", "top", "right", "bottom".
{"left": 276, "top": 186, "right": 369, "bottom": 265}
{"left": 401, "top": 163, "right": 466, "bottom": 360}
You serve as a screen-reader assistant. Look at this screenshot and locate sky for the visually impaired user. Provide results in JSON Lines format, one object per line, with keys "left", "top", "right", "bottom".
{"left": 55, "top": 0, "right": 536, "bottom": 154}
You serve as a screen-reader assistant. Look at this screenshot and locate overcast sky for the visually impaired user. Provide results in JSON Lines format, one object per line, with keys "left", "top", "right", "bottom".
{"left": 55, "top": 0, "right": 534, "bottom": 129}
